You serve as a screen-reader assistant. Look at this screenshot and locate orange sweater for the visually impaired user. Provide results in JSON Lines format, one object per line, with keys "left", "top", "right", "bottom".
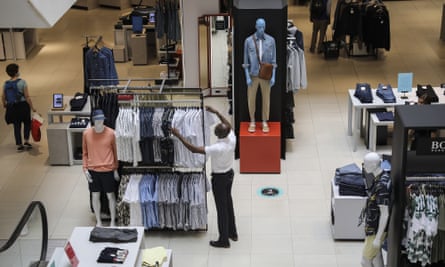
{"left": 82, "top": 127, "right": 118, "bottom": 172}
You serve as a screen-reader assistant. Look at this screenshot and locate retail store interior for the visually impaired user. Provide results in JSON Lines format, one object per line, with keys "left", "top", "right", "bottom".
{"left": 0, "top": 0, "right": 445, "bottom": 266}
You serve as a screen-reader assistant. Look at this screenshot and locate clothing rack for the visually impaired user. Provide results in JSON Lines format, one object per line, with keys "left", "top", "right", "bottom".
{"left": 91, "top": 84, "right": 208, "bottom": 231}
{"left": 406, "top": 176, "right": 445, "bottom": 182}
{"left": 121, "top": 165, "right": 204, "bottom": 174}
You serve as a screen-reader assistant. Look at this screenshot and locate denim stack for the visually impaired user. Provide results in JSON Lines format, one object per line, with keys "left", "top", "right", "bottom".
{"left": 376, "top": 111, "right": 394, "bottom": 121}
{"left": 334, "top": 163, "right": 367, "bottom": 196}
{"left": 354, "top": 83, "right": 373, "bottom": 103}
{"left": 376, "top": 83, "right": 396, "bottom": 103}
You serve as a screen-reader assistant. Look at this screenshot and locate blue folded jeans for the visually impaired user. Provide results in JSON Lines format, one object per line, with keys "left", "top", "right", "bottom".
{"left": 376, "top": 83, "right": 396, "bottom": 103}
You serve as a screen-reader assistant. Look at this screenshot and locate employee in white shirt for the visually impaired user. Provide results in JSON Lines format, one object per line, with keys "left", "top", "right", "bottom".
{"left": 171, "top": 105, "right": 238, "bottom": 248}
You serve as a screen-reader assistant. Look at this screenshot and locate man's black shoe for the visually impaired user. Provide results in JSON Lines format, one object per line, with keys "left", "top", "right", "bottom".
{"left": 229, "top": 235, "right": 238, "bottom": 242}
{"left": 209, "top": 240, "right": 230, "bottom": 248}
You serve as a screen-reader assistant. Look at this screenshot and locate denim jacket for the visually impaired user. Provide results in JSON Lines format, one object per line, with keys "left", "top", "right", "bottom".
{"left": 243, "top": 33, "right": 277, "bottom": 76}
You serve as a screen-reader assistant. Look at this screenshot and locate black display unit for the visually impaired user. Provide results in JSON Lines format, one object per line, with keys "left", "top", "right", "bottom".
{"left": 387, "top": 104, "right": 445, "bottom": 267}
{"left": 232, "top": 0, "right": 288, "bottom": 158}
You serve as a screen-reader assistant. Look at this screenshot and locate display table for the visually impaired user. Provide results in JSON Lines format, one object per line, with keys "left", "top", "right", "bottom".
{"left": 330, "top": 179, "right": 366, "bottom": 240}
{"left": 369, "top": 113, "right": 394, "bottom": 152}
{"left": 347, "top": 87, "right": 445, "bottom": 151}
{"left": 47, "top": 96, "right": 91, "bottom": 165}
{"left": 135, "top": 248, "right": 173, "bottom": 267}
{"left": 48, "top": 226, "right": 144, "bottom": 267}
{"left": 239, "top": 121, "right": 281, "bottom": 173}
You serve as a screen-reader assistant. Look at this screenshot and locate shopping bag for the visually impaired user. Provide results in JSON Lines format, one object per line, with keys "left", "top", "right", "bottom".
{"left": 323, "top": 40, "right": 339, "bottom": 59}
{"left": 31, "top": 112, "right": 44, "bottom": 142}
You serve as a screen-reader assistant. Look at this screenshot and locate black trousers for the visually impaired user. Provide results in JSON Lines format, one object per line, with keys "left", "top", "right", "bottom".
{"left": 12, "top": 101, "right": 31, "bottom": 145}
{"left": 211, "top": 169, "right": 237, "bottom": 243}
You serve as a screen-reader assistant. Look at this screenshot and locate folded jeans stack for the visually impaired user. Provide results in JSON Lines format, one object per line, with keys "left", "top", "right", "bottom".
{"left": 376, "top": 83, "right": 396, "bottom": 103}
{"left": 354, "top": 83, "right": 373, "bottom": 103}
{"left": 334, "top": 163, "right": 366, "bottom": 196}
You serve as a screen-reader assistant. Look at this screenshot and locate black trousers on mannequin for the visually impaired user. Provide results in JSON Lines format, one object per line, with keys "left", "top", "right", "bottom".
{"left": 211, "top": 169, "right": 237, "bottom": 244}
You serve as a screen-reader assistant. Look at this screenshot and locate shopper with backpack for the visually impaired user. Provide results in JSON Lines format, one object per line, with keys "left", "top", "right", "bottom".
{"left": 309, "top": 0, "right": 331, "bottom": 53}
{"left": 2, "top": 63, "right": 37, "bottom": 151}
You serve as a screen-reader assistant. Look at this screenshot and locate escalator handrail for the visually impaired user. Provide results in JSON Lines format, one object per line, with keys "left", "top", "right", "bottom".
{"left": 0, "top": 201, "right": 48, "bottom": 262}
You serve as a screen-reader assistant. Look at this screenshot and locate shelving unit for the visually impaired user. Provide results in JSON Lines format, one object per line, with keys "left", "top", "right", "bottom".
{"left": 1, "top": 29, "right": 38, "bottom": 60}
{"left": 47, "top": 96, "right": 91, "bottom": 166}
{"left": 387, "top": 104, "right": 445, "bottom": 267}
{"left": 330, "top": 179, "right": 366, "bottom": 240}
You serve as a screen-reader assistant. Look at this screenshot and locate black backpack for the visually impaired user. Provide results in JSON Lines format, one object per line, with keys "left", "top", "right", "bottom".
{"left": 4, "top": 79, "right": 22, "bottom": 105}
{"left": 310, "top": 0, "right": 326, "bottom": 20}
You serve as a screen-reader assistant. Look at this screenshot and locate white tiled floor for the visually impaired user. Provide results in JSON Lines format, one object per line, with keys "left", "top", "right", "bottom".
{"left": 0, "top": 1, "right": 444, "bottom": 266}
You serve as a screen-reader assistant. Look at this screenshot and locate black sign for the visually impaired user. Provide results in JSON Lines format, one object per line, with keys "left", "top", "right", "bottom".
{"left": 416, "top": 137, "right": 445, "bottom": 155}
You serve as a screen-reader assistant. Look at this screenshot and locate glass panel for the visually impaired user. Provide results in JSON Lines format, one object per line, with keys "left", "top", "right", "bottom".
{"left": 0, "top": 208, "right": 44, "bottom": 267}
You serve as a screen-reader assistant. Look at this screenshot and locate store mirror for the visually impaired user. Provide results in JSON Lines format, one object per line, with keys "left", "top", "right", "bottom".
{"left": 198, "top": 14, "right": 231, "bottom": 90}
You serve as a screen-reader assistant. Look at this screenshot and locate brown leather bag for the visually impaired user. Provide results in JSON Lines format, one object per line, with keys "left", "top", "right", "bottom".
{"left": 253, "top": 35, "right": 273, "bottom": 80}
{"left": 258, "top": 62, "right": 273, "bottom": 80}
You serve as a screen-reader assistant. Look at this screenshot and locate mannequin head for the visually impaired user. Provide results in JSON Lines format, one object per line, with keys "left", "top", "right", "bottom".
{"left": 255, "top": 18, "right": 266, "bottom": 38}
{"left": 92, "top": 109, "right": 105, "bottom": 133}
{"left": 363, "top": 152, "right": 382, "bottom": 175}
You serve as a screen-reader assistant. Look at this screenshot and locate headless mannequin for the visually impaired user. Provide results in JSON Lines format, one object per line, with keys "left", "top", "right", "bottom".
{"left": 84, "top": 118, "right": 119, "bottom": 227}
{"left": 361, "top": 152, "right": 388, "bottom": 267}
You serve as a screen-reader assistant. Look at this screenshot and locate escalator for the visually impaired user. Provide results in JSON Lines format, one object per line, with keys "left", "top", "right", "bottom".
{"left": 0, "top": 201, "right": 49, "bottom": 267}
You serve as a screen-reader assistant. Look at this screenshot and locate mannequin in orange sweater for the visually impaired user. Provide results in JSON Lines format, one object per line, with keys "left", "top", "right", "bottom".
{"left": 82, "top": 109, "right": 119, "bottom": 227}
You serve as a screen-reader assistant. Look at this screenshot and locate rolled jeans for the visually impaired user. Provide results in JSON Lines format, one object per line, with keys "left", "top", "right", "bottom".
{"left": 247, "top": 76, "right": 270, "bottom": 122}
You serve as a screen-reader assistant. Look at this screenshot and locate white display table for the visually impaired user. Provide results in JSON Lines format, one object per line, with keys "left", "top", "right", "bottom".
{"left": 347, "top": 87, "right": 445, "bottom": 151}
{"left": 330, "top": 179, "right": 366, "bottom": 240}
{"left": 48, "top": 226, "right": 144, "bottom": 267}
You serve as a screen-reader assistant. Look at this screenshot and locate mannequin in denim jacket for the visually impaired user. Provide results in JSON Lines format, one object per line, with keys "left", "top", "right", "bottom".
{"left": 243, "top": 18, "right": 277, "bottom": 133}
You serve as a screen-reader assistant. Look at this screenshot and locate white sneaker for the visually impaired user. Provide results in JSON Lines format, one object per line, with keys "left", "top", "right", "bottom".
{"left": 248, "top": 122, "right": 256, "bottom": 133}
{"left": 262, "top": 122, "right": 269, "bottom": 133}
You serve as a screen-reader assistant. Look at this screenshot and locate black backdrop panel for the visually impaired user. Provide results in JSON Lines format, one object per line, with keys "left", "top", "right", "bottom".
{"left": 233, "top": 7, "right": 288, "bottom": 158}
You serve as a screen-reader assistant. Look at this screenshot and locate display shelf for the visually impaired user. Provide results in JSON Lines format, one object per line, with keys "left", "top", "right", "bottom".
{"left": 330, "top": 179, "right": 366, "bottom": 240}
{"left": 387, "top": 104, "right": 445, "bottom": 267}
{"left": 47, "top": 96, "right": 91, "bottom": 165}
{"left": 1, "top": 29, "right": 38, "bottom": 60}
{"left": 47, "top": 226, "right": 144, "bottom": 267}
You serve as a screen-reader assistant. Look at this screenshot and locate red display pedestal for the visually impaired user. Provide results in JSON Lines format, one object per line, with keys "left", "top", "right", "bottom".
{"left": 239, "top": 122, "right": 281, "bottom": 173}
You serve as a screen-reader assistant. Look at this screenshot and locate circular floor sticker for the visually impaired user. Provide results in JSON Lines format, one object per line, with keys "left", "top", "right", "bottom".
{"left": 257, "top": 187, "right": 283, "bottom": 198}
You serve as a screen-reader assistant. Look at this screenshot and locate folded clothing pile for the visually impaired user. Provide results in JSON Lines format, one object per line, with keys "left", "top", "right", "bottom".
{"left": 334, "top": 163, "right": 366, "bottom": 197}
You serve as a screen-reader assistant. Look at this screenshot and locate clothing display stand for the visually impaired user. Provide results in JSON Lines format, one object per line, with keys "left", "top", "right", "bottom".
{"left": 155, "top": 0, "right": 181, "bottom": 85}
{"left": 46, "top": 96, "right": 91, "bottom": 166}
{"left": 89, "top": 82, "right": 208, "bottom": 231}
{"left": 232, "top": 0, "right": 288, "bottom": 159}
{"left": 387, "top": 104, "right": 445, "bottom": 267}
{"left": 333, "top": 0, "right": 390, "bottom": 59}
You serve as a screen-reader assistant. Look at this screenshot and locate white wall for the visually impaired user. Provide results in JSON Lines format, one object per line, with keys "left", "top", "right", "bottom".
{"left": 0, "top": 0, "right": 75, "bottom": 28}
{"left": 181, "top": 0, "right": 219, "bottom": 88}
